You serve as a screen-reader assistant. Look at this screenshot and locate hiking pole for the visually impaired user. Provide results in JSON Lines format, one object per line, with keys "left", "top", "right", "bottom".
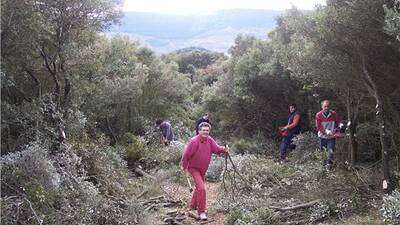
{"left": 182, "top": 168, "right": 193, "bottom": 192}
{"left": 222, "top": 144, "right": 238, "bottom": 201}
{"left": 186, "top": 176, "right": 193, "bottom": 192}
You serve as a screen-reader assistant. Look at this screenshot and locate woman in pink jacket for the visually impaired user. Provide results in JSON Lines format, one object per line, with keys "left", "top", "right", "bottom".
{"left": 181, "top": 122, "right": 229, "bottom": 220}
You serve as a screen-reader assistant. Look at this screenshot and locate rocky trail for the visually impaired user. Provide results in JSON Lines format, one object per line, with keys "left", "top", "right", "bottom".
{"left": 148, "top": 180, "right": 225, "bottom": 225}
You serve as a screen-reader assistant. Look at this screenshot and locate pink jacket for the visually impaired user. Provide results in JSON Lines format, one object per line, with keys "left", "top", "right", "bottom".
{"left": 181, "top": 135, "right": 225, "bottom": 174}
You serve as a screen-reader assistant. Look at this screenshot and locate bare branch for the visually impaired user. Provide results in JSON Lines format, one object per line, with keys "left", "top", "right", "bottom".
{"left": 270, "top": 199, "right": 320, "bottom": 211}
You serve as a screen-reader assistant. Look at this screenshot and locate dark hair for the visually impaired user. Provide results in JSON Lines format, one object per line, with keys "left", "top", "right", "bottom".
{"left": 155, "top": 119, "right": 163, "bottom": 125}
{"left": 289, "top": 103, "right": 297, "bottom": 109}
{"left": 198, "top": 122, "right": 211, "bottom": 130}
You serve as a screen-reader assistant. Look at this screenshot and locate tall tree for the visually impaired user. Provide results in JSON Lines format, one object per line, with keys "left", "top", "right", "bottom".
{"left": 1, "top": 0, "right": 123, "bottom": 147}
{"left": 272, "top": 1, "right": 400, "bottom": 191}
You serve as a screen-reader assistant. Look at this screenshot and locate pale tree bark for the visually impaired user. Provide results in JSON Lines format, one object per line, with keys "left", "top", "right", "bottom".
{"left": 345, "top": 86, "right": 363, "bottom": 165}
{"left": 361, "top": 58, "right": 391, "bottom": 193}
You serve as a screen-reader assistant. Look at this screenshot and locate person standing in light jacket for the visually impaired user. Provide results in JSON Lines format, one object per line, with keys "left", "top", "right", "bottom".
{"left": 315, "top": 100, "right": 342, "bottom": 170}
{"left": 181, "top": 122, "right": 229, "bottom": 220}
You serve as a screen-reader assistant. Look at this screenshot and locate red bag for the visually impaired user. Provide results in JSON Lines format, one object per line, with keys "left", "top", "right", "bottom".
{"left": 333, "top": 132, "right": 345, "bottom": 138}
{"left": 278, "top": 127, "right": 289, "bottom": 137}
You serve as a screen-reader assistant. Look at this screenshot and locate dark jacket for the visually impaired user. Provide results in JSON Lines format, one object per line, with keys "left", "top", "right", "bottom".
{"left": 287, "top": 111, "right": 301, "bottom": 136}
{"left": 160, "top": 121, "right": 174, "bottom": 141}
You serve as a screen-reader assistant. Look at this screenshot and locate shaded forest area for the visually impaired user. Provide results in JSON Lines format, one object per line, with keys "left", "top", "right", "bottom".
{"left": 1, "top": 0, "right": 400, "bottom": 224}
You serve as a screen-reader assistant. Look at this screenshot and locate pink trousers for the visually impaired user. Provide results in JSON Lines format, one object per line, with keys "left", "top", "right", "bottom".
{"left": 188, "top": 168, "right": 206, "bottom": 214}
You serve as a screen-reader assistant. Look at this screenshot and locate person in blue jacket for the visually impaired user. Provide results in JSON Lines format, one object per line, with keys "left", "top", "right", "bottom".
{"left": 156, "top": 119, "right": 175, "bottom": 146}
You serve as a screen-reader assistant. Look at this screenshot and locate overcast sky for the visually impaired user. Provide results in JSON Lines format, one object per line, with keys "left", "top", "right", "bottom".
{"left": 123, "top": 0, "right": 326, "bottom": 14}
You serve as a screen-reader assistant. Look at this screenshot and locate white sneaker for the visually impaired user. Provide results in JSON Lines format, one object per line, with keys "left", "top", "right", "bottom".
{"left": 199, "top": 212, "right": 207, "bottom": 220}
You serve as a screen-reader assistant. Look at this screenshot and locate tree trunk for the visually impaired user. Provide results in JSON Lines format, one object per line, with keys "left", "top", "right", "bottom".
{"left": 361, "top": 61, "right": 391, "bottom": 193}
{"left": 26, "top": 69, "right": 42, "bottom": 141}
{"left": 40, "top": 48, "right": 61, "bottom": 105}
{"left": 60, "top": 52, "right": 71, "bottom": 109}
{"left": 308, "top": 109, "right": 314, "bottom": 130}
{"left": 128, "top": 104, "right": 133, "bottom": 132}
{"left": 348, "top": 122, "right": 358, "bottom": 165}
{"left": 376, "top": 99, "right": 391, "bottom": 193}
{"left": 106, "top": 117, "right": 117, "bottom": 145}
{"left": 345, "top": 87, "right": 360, "bottom": 166}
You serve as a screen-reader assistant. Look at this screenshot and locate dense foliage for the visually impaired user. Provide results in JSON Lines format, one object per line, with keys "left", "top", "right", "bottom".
{"left": 1, "top": 0, "right": 400, "bottom": 224}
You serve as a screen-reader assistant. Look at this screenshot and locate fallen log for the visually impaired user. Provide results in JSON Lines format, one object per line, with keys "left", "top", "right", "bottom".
{"left": 144, "top": 204, "right": 157, "bottom": 212}
{"left": 136, "top": 190, "right": 148, "bottom": 199}
{"left": 270, "top": 199, "right": 320, "bottom": 211}
{"left": 175, "top": 215, "right": 186, "bottom": 221}
{"left": 166, "top": 209, "right": 178, "bottom": 215}
{"left": 149, "top": 195, "right": 164, "bottom": 201}
{"left": 161, "top": 202, "right": 174, "bottom": 207}
{"left": 286, "top": 219, "right": 308, "bottom": 225}
{"left": 163, "top": 217, "right": 175, "bottom": 223}
{"left": 200, "top": 219, "right": 215, "bottom": 224}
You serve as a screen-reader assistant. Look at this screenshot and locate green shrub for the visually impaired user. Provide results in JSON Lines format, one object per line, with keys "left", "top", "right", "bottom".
{"left": 232, "top": 137, "right": 276, "bottom": 155}
{"left": 254, "top": 207, "right": 279, "bottom": 225}
{"left": 121, "top": 133, "right": 146, "bottom": 166}
{"left": 139, "top": 141, "right": 184, "bottom": 169}
{"left": 225, "top": 207, "right": 278, "bottom": 225}
{"left": 1, "top": 139, "right": 150, "bottom": 225}
{"left": 74, "top": 141, "right": 131, "bottom": 197}
{"left": 357, "top": 122, "right": 381, "bottom": 162}
{"left": 291, "top": 132, "right": 320, "bottom": 163}
{"left": 309, "top": 200, "right": 339, "bottom": 222}
{"left": 381, "top": 190, "right": 400, "bottom": 225}
{"left": 1, "top": 142, "right": 59, "bottom": 224}
{"left": 225, "top": 208, "right": 247, "bottom": 225}
{"left": 206, "top": 156, "right": 225, "bottom": 182}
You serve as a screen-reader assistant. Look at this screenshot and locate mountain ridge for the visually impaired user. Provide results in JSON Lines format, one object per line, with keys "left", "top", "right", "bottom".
{"left": 109, "top": 9, "right": 284, "bottom": 53}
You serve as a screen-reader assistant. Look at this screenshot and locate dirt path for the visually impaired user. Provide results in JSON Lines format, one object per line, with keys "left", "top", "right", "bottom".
{"left": 162, "top": 181, "right": 225, "bottom": 225}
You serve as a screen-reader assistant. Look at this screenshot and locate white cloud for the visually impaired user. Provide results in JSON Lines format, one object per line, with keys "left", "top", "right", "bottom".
{"left": 123, "top": 0, "right": 326, "bottom": 14}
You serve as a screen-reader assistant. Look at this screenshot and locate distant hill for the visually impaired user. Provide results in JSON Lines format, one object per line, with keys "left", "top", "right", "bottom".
{"left": 108, "top": 9, "right": 283, "bottom": 53}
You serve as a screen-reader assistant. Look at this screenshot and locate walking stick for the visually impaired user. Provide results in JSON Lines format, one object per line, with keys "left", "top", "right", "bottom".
{"left": 182, "top": 168, "right": 193, "bottom": 192}
{"left": 186, "top": 176, "right": 193, "bottom": 192}
{"left": 222, "top": 145, "right": 249, "bottom": 200}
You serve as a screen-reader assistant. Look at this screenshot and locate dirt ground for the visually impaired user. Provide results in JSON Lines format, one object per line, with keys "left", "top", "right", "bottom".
{"left": 162, "top": 181, "right": 225, "bottom": 225}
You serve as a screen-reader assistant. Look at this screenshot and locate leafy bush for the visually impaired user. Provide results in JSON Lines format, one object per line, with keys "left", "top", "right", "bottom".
{"left": 214, "top": 155, "right": 297, "bottom": 215}
{"left": 291, "top": 132, "right": 320, "bottom": 163}
{"left": 232, "top": 136, "right": 276, "bottom": 155}
{"left": 225, "top": 208, "right": 244, "bottom": 225}
{"left": 1, "top": 139, "right": 149, "bottom": 225}
{"left": 65, "top": 108, "right": 88, "bottom": 138}
{"left": 309, "top": 200, "right": 339, "bottom": 222}
{"left": 381, "top": 190, "right": 400, "bottom": 225}
{"left": 163, "top": 141, "right": 185, "bottom": 165}
{"left": 157, "top": 164, "right": 186, "bottom": 184}
{"left": 1, "top": 141, "right": 59, "bottom": 224}
{"left": 225, "top": 206, "right": 278, "bottom": 225}
{"left": 73, "top": 140, "right": 132, "bottom": 197}
{"left": 357, "top": 122, "right": 381, "bottom": 162}
{"left": 121, "top": 133, "right": 146, "bottom": 166}
{"left": 206, "top": 156, "right": 225, "bottom": 182}
{"left": 139, "top": 140, "right": 184, "bottom": 170}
